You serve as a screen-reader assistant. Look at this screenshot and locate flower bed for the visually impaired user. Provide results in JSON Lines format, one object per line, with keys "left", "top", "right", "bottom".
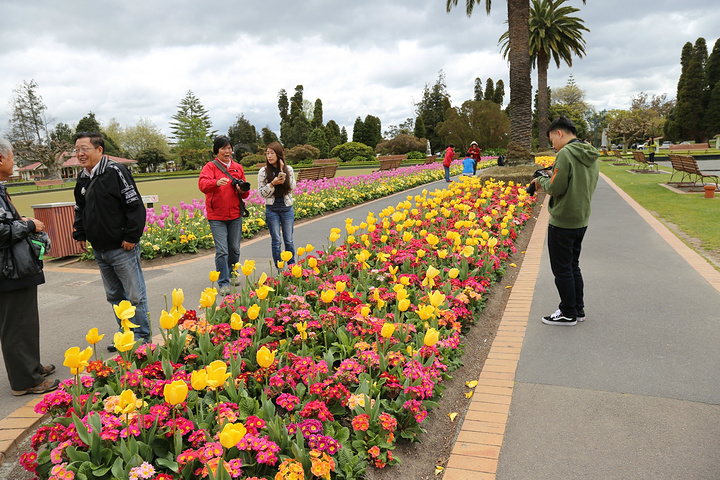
{"left": 81, "top": 159, "right": 496, "bottom": 261}
{"left": 25, "top": 174, "right": 534, "bottom": 480}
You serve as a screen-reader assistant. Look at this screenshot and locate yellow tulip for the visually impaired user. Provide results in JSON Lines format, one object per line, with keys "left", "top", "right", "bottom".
{"left": 229, "top": 312, "right": 243, "bottom": 330}
{"left": 172, "top": 289, "right": 187, "bottom": 316}
{"left": 425, "top": 265, "right": 440, "bottom": 279}
{"left": 402, "top": 231, "right": 413, "bottom": 242}
{"left": 280, "top": 251, "right": 293, "bottom": 262}
{"left": 424, "top": 328, "right": 440, "bottom": 347}
{"left": 417, "top": 304, "right": 434, "bottom": 321}
{"left": 209, "top": 271, "right": 220, "bottom": 282}
{"left": 399, "top": 276, "right": 410, "bottom": 286}
{"left": 219, "top": 422, "right": 247, "bottom": 449}
{"left": 381, "top": 323, "right": 395, "bottom": 338}
{"left": 429, "top": 290, "right": 446, "bottom": 308}
{"left": 296, "top": 321, "right": 308, "bottom": 340}
{"left": 258, "top": 272, "right": 268, "bottom": 286}
{"left": 437, "top": 249, "right": 448, "bottom": 259}
{"left": 360, "top": 306, "right": 371, "bottom": 317}
{"left": 329, "top": 231, "right": 341, "bottom": 243}
{"left": 320, "top": 289, "right": 336, "bottom": 304}
{"left": 199, "top": 290, "right": 216, "bottom": 308}
{"left": 297, "top": 247, "right": 306, "bottom": 257}
{"left": 398, "top": 298, "right": 411, "bottom": 312}
{"left": 256, "top": 346, "right": 276, "bottom": 368}
{"left": 255, "top": 285, "right": 274, "bottom": 300}
{"left": 305, "top": 244, "right": 314, "bottom": 252}
{"left": 85, "top": 328, "right": 104, "bottom": 345}
{"left": 247, "top": 304, "right": 261, "bottom": 321}
{"left": 276, "top": 260, "right": 285, "bottom": 269}
{"left": 205, "top": 360, "right": 230, "bottom": 389}
{"left": 462, "top": 245, "right": 474, "bottom": 257}
{"left": 335, "top": 281, "right": 347, "bottom": 293}
{"left": 241, "top": 263, "right": 254, "bottom": 276}
{"left": 396, "top": 288, "right": 408, "bottom": 300}
{"left": 308, "top": 257, "right": 317, "bottom": 268}
{"left": 113, "top": 331, "right": 136, "bottom": 353}
{"left": 113, "top": 300, "right": 136, "bottom": 321}
{"left": 416, "top": 249, "right": 426, "bottom": 259}
{"left": 159, "top": 310, "right": 179, "bottom": 330}
{"left": 115, "top": 389, "right": 139, "bottom": 415}
{"left": 163, "top": 379, "right": 188, "bottom": 406}
{"left": 448, "top": 268, "right": 460, "bottom": 279}
{"left": 63, "top": 346, "right": 93, "bottom": 374}
{"left": 291, "top": 265, "right": 303, "bottom": 278}
{"left": 191, "top": 369, "right": 208, "bottom": 390}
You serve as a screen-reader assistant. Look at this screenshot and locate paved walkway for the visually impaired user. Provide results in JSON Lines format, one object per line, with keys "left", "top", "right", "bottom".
{"left": 444, "top": 172, "right": 720, "bottom": 479}
{"left": 2, "top": 172, "right": 720, "bottom": 479}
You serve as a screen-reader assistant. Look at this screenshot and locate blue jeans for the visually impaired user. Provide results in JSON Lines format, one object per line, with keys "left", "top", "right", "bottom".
{"left": 94, "top": 244, "right": 151, "bottom": 342}
{"left": 209, "top": 218, "right": 242, "bottom": 288}
{"left": 444, "top": 166, "right": 450, "bottom": 181}
{"left": 265, "top": 203, "right": 295, "bottom": 267}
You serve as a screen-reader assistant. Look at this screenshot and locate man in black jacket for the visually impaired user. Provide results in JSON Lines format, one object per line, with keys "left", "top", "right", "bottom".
{"left": 72, "top": 132, "right": 150, "bottom": 350}
{"left": 0, "top": 137, "right": 59, "bottom": 395}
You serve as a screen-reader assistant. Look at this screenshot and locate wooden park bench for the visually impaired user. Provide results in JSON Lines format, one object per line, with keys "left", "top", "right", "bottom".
{"left": 295, "top": 164, "right": 338, "bottom": 182}
{"left": 34, "top": 179, "right": 64, "bottom": 189}
{"left": 669, "top": 154, "right": 719, "bottom": 191}
{"left": 632, "top": 151, "right": 658, "bottom": 172}
{"left": 424, "top": 155, "right": 438, "bottom": 165}
{"left": 668, "top": 143, "right": 710, "bottom": 154}
{"left": 312, "top": 158, "right": 338, "bottom": 166}
{"left": 376, "top": 155, "right": 405, "bottom": 171}
{"left": 611, "top": 149, "right": 634, "bottom": 166}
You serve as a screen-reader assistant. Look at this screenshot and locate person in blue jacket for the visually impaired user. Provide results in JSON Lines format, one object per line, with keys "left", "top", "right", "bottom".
{"left": 461, "top": 151, "right": 475, "bottom": 177}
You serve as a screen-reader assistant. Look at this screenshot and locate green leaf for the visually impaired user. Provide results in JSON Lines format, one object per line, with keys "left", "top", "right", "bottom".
{"left": 156, "top": 457, "right": 180, "bottom": 473}
{"left": 65, "top": 446, "right": 91, "bottom": 463}
{"left": 71, "top": 412, "right": 90, "bottom": 446}
{"left": 110, "top": 457, "right": 125, "bottom": 479}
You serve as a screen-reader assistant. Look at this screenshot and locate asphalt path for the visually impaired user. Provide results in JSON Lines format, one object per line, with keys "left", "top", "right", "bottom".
{"left": 0, "top": 175, "right": 456, "bottom": 419}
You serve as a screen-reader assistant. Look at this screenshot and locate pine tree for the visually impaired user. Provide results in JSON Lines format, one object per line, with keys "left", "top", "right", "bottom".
{"left": 675, "top": 39, "right": 707, "bottom": 141}
{"left": 277, "top": 89, "right": 289, "bottom": 124}
{"left": 414, "top": 115, "right": 427, "bottom": 140}
{"left": 484, "top": 78, "right": 495, "bottom": 102}
{"left": 474, "top": 77, "right": 483, "bottom": 101}
{"left": 340, "top": 126, "right": 348, "bottom": 144}
{"left": 169, "top": 90, "right": 216, "bottom": 169}
{"left": 493, "top": 79, "right": 506, "bottom": 106}
{"left": 261, "top": 127, "right": 279, "bottom": 146}
{"left": 313, "top": 99, "right": 324, "bottom": 129}
{"left": 308, "top": 128, "right": 329, "bottom": 158}
{"left": 325, "top": 120, "right": 341, "bottom": 152}
{"left": 228, "top": 114, "right": 258, "bottom": 155}
{"left": 363, "top": 115, "right": 383, "bottom": 148}
{"left": 415, "top": 71, "right": 451, "bottom": 152}
{"left": 352, "top": 117, "right": 364, "bottom": 143}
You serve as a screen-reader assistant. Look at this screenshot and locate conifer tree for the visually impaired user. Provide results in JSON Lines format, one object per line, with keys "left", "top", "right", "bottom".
{"left": 474, "top": 77, "right": 483, "bottom": 101}
{"left": 169, "top": 90, "right": 216, "bottom": 169}
{"left": 313, "top": 99, "right": 324, "bottom": 129}
{"left": 484, "top": 78, "right": 495, "bottom": 102}
{"left": 340, "top": 126, "right": 348, "bottom": 144}
{"left": 493, "top": 79, "right": 506, "bottom": 106}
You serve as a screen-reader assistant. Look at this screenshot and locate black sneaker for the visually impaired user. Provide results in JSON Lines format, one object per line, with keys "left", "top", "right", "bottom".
{"left": 577, "top": 310, "right": 586, "bottom": 322}
{"left": 542, "top": 309, "right": 577, "bottom": 326}
{"left": 107, "top": 344, "right": 117, "bottom": 352}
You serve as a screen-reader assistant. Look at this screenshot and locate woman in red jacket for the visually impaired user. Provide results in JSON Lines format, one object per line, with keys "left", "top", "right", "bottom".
{"left": 443, "top": 144, "right": 455, "bottom": 182}
{"left": 198, "top": 136, "right": 250, "bottom": 295}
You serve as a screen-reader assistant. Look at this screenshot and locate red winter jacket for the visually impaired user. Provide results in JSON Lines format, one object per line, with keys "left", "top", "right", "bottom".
{"left": 443, "top": 147, "right": 455, "bottom": 167}
{"left": 198, "top": 159, "right": 250, "bottom": 221}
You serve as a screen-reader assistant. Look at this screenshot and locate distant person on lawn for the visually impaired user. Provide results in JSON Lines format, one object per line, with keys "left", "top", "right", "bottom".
{"left": 530, "top": 116, "right": 599, "bottom": 326}
{"left": 72, "top": 132, "right": 150, "bottom": 351}
{"left": 0, "top": 137, "right": 59, "bottom": 396}
{"left": 443, "top": 144, "right": 455, "bottom": 182}
{"left": 646, "top": 137, "right": 658, "bottom": 165}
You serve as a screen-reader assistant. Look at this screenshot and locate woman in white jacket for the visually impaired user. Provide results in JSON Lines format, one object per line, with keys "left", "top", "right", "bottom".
{"left": 258, "top": 142, "right": 296, "bottom": 267}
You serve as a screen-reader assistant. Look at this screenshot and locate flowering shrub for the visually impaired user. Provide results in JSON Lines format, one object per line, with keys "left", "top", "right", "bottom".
{"left": 81, "top": 159, "right": 493, "bottom": 260}
{"left": 27, "top": 174, "right": 534, "bottom": 479}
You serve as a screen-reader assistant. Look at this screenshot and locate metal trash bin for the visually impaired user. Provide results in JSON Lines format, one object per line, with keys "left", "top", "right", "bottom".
{"left": 31, "top": 202, "right": 83, "bottom": 258}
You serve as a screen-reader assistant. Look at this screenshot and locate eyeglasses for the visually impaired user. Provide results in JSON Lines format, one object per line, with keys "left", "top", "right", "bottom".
{"left": 73, "top": 146, "right": 98, "bottom": 154}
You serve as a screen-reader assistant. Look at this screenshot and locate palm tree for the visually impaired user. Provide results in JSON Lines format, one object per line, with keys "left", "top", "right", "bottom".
{"left": 446, "top": 0, "right": 586, "bottom": 160}
{"left": 500, "top": 0, "right": 589, "bottom": 149}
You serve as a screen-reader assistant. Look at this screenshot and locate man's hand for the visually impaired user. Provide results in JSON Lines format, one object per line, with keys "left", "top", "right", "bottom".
{"left": 24, "top": 217, "right": 45, "bottom": 232}
{"left": 531, "top": 178, "right": 542, "bottom": 193}
{"left": 77, "top": 240, "right": 87, "bottom": 252}
{"left": 121, "top": 241, "right": 135, "bottom": 251}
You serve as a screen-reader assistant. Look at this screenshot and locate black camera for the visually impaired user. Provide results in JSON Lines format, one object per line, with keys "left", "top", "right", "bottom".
{"left": 232, "top": 179, "right": 251, "bottom": 192}
{"left": 525, "top": 166, "right": 553, "bottom": 196}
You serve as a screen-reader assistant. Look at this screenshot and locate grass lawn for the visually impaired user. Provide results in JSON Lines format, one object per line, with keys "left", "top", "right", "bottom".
{"left": 8, "top": 165, "right": 384, "bottom": 217}
{"left": 599, "top": 162, "right": 720, "bottom": 255}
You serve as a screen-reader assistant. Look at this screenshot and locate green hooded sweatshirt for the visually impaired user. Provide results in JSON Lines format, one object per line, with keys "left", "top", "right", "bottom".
{"left": 537, "top": 140, "right": 599, "bottom": 229}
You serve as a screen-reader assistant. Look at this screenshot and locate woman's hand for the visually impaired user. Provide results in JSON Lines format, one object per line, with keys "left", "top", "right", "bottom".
{"left": 217, "top": 178, "right": 230, "bottom": 187}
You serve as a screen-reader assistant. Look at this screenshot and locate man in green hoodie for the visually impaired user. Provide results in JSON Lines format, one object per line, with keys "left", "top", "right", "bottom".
{"left": 531, "top": 116, "right": 599, "bottom": 326}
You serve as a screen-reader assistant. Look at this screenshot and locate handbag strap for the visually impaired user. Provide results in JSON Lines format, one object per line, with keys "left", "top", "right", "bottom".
{"left": 213, "top": 159, "right": 238, "bottom": 182}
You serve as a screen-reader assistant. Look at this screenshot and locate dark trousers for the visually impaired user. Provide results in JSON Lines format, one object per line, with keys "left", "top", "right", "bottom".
{"left": 0, "top": 286, "right": 44, "bottom": 390}
{"left": 547, "top": 225, "right": 587, "bottom": 318}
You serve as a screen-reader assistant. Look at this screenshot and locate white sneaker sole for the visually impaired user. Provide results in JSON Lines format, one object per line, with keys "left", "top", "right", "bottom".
{"left": 541, "top": 316, "right": 577, "bottom": 326}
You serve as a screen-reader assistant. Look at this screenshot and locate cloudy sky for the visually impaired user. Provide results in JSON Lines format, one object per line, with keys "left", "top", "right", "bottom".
{"left": 1, "top": 0, "right": 718, "bottom": 140}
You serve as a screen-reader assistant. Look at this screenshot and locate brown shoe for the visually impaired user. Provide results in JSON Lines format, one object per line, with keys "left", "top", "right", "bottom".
{"left": 12, "top": 378, "right": 60, "bottom": 396}
{"left": 39, "top": 364, "right": 56, "bottom": 377}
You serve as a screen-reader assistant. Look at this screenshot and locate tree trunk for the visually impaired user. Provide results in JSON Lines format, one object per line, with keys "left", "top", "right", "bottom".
{"left": 507, "top": 0, "right": 533, "bottom": 158}
{"left": 537, "top": 52, "right": 550, "bottom": 150}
